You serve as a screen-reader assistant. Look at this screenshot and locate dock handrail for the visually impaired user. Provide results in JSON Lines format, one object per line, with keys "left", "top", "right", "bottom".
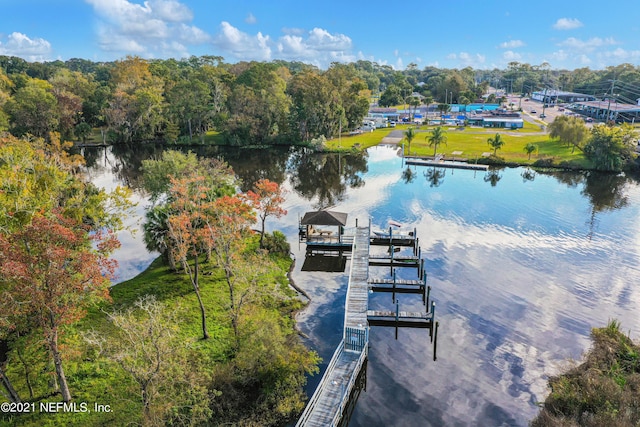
{"left": 330, "top": 343, "right": 368, "bottom": 427}
{"left": 295, "top": 341, "right": 345, "bottom": 427}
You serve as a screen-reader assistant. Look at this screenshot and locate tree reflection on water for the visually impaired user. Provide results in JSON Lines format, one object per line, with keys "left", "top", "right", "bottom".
{"left": 288, "top": 149, "right": 368, "bottom": 209}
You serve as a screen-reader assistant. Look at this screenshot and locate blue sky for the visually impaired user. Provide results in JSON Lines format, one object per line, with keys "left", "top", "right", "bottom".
{"left": 1, "top": 0, "right": 639, "bottom": 70}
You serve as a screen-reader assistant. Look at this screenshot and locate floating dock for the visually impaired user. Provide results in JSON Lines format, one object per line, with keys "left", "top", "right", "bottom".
{"left": 405, "top": 157, "right": 489, "bottom": 170}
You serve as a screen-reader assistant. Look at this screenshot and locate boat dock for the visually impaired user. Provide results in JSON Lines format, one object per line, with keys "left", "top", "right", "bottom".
{"left": 405, "top": 157, "right": 489, "bottom": 170}
{"left": 296, "top": 226, "right": 371, "bottom": 427}
{"left": 296, "top": 221, "right": 438, "bottom": 426}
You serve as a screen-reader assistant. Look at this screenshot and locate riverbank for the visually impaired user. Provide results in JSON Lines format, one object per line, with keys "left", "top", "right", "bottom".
{"left": 531, "top": 320, "right": 640, "bottom": 425}
{"left": 323, "top": 123, "right": 595, "bottom": 170}
{"left": 2, "top": 236, "right": 319, "bottom": 427}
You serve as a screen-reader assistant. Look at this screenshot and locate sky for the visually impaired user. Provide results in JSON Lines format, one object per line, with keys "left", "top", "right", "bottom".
{"left": 1, "top": 0, "right": 640, "bottom": 70}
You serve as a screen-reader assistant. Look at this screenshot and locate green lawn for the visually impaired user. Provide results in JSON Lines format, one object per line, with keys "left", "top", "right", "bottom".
{"left": 326, "top": 123, "right": 592, "bottom": 168}
{"left": 3, "top": 237, "right": 313, "bottom": 427}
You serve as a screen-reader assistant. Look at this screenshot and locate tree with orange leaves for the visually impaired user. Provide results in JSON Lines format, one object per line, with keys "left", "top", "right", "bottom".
{"left": 165, "top": 175, "right": 214, "bottom": 340}
{"left": 0, "top": 211, "right": 119, "bottom": 402}
{"left": 201, "top": 194, "right": 257, "bottom": 345}
{"left": 247, "top": 178, "right": 287, "bottom": 249}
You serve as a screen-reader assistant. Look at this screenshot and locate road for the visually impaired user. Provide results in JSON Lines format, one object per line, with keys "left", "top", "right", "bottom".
{"left": 507, "top": 95, "right": 594, "bottom": 128}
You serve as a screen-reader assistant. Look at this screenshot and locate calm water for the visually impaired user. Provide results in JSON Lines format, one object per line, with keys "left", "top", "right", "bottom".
{"left": 83, "top": 144, "right": 640, "bottom": 427}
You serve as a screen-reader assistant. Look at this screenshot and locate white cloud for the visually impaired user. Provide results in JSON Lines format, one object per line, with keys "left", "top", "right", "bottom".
{"left": 245, "top": 13, "right": 257, "bottom": 24}
{"left": 558, "top": 37, "right": 617, "bottom": 52}
{"left": 503, "top": 50, "right": 522, "bottom": 61}
{"left": 449, "top": 52, "right": 486, "bottom": 67}
{"left": 307, "top": 28, "right": 351, "bottom": 51}
{"left": 0, "top": 32, "right": 52, "bottom": 61}
{"left": 214, "top": 23, "right": 354, "bottom": 67}
{"left": 601, "top": 48, "right": 640, "bottom": 61}
{"left": 578, "top": 54, "right": 591, "bottom": 65}
{"left": 84, "top": 0, "right": 209, "bottom": 58}
{"left": 551, "top": 49, "right": 568, "bottom": 61}
{"left": 214, "top": 21, "right": 271, "bottom": 61}
{"left": 553, "top": 18, "right": 583, "bottom": 30}
{"left": 499, "top": 40, "right": 525, "bottom": 49}
{"left": 281, "top": 27, "right": 305, "bottom": 36}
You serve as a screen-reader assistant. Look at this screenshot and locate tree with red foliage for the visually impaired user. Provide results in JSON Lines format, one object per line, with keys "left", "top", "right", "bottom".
{"left": 165, "top": 175, "right": 215, "bottom": 340}
{"left": 0, "top": 212, "right": 119, "bottom": 402}
{"left": 247, "top": 179, "right": 287, "bottom": 249}
{"left": 203, "top": 195, "right": 256, "bottom": 345}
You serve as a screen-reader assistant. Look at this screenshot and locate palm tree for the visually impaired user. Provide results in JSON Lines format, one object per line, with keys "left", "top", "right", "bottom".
{"left": 403, "top": 127, "right": 417, "bottom": 156}
{"left": 427, "top": 126, "right": 447, "bottom": 157}
{"left": 487, "top": 133, "right": 505, "bottom": 156}
{"left": 524, "top": 142, "right": 538, "bottom": 160}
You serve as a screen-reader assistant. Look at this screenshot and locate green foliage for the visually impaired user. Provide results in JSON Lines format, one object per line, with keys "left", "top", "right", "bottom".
{"left": 262, "top": 230, "right": 291, "bottom": 257}
{"left": 583, "top": 123, "right": 638, "bottom": 171}
{"left": 403, "top": 127, "right": 417, "bottom": 155}
{"left": 487, "top": 133, "right": 506, "bottom": 155}
{"left": 209, "top": 307, "right": 320, "bottom": 426}
{"left": 427, "top": 126, "right": 447, "bottom": 157}
{"left": 140, "top": 149, "right": 236, "bottom": 202}
{"left": 531, "top": 320, "right": 640, "bottom": 426}
{"left": 548, "top": 115, "right": 590, "bottom": 156}
{"left": 524, "top": 142, "right": 538, "bottom": 159}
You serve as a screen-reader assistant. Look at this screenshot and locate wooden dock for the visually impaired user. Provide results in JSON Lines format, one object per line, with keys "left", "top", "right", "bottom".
{"left": 404, "top": 157, "right": 489, "bottom": 170}
{"left": 296, "top": 226, "right": 371, "bottom": 427}
{"left": 297, "top": 223, "right": 438, "bottom": 426}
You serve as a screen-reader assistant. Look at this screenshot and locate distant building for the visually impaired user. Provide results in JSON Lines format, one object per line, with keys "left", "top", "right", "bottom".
{"left": 569, "top": 100, "right": 640, "bottom": 123}
{"left": 531, "top": 90, "right": 596, "bottom": 104}
{"left": 466, "top": 109, "right": 523, "bottom": 129}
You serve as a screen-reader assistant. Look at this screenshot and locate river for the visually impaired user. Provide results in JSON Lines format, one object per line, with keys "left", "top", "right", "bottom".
{"left": 81, "top": 143, "right": 640, "bottom": 426}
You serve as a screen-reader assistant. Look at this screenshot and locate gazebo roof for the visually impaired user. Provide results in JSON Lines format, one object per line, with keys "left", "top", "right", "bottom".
{"left": 300, "top": 210, "right": 348, "bottom": 226}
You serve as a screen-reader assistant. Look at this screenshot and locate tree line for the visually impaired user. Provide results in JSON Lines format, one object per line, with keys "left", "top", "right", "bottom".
{"left": 3, "top": 55, "right": 640, "bottom": 147}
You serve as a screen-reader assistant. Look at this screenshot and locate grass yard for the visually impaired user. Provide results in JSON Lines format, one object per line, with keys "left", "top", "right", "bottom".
{"left": 325, "top": 123, "right": 592, "bottom": 168}
{"left": 3, "top": 236, "right": 315, "bottom": 427}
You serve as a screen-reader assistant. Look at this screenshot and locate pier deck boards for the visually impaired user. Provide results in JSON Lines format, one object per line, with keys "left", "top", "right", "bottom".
{"left": 296, "top": 226, "right": 370, "bottom": 426}
{"left": 405, "top": 157, "right": 490, "bottom": 170}
{"left": 297, "top": 223, "right": 435, "bottom": 426}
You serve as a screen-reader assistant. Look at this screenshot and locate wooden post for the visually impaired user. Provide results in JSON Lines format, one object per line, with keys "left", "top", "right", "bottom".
{"left": 433, "top": 321, "right": 439, "bottom": 362}
{"left": 424, "top": 284, "right": 431, "bottom": 307}
{"left": 395, "top": 301, "right": 399, "bottom": 340}
{"left": 430, "top": 301, "right": 436, "bottom": 343}
{"left": 392, "top": 268, "right": 397, "bottom": 303}
{"left": 420, "top": 259, "right": 425, "bottom": 280}
{"left": 390, "top": 244, "right": 394, "bottom": 276}
{"left": 414, "top": 237, "right": 419, "bottom": 256}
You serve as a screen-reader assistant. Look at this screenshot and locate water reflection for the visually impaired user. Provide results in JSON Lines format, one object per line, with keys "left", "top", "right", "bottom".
{"left": 288, "top": 149, "right": 368, "bottom": 209}
{"left": 401, "top": 166, "right": 416, "bottom": 184}
{"left": 301, "top": 253, "right": 347, "bottom": 273}
{"left": 484, "top": 169, "right": 503, "bottom": 187}
{"left": 194, "top": 145, "right": 291, "bottom": 191}
{"left": 80, "top": 144, "right": 640, "bottom": 426}
{"left": 424, "top": 167, "right": 445, "bottom": 187}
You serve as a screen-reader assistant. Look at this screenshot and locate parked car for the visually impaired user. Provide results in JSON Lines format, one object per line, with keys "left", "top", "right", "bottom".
{"left": 558, "top": 107, "right": 565, "bottom": 112}
{"left": 586, "top": 117, "right": 594, "bottom": 122}
{"left": 531, "top": 110, "right": 537, "bottom": 114}
{"left": 539, "top": 114, "right": 546, "bottom": 118}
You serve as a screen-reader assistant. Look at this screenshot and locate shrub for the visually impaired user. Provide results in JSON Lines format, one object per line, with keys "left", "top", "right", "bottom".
{"left": 262, "top": 230, "right": 290, "bottom": 257}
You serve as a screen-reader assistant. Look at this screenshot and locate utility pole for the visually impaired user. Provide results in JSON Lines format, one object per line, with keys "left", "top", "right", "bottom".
{"left": 605, "top": 79, "right": 616, "bottom": 122}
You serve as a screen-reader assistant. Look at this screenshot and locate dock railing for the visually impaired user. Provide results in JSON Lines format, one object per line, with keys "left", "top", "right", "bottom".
{"left": 296, "top": 341, "right": 345, "bottom": 427}
{"left": 331, "top": 344, "right": 368, "bottom": 427}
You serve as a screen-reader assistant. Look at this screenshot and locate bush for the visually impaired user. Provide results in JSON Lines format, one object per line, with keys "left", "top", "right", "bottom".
{"left": 262, "top": 230, "right": 290, "bottom": 256}
{"left": 531, "top": 320, "right": 640, "bottom": 426}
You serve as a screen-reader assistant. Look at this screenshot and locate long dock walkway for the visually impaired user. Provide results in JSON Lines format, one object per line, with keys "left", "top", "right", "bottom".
{"left": 296, "top": 226, "right": 371, "bottom": 427}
